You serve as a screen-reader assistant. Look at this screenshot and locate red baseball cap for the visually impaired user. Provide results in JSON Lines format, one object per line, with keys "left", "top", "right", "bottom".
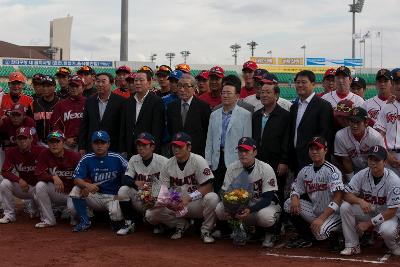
{"left": 323, "top": 68, "right": 336, "bottom": 80}
{"left": 237, "top": 137, "right": 257, "bottom": 151}
{"left": 136, "top": 132, "right": 155, "bottom": 145}
{"left": 196, "top": 70, "right": 209, "bottom": 80}
{"left": 242, "top": 61, "right": 258, "bottom": 72}
{"left": 9, "top": 72, "right": 26, "bottom": 83}
{"left": 176, "top": 64, "right": 191, "bottom": 74}
{"left": 116, "top": 65, "right": 132, "bottom": 74}
{"left": 209, "top": 66, "right": 224, "bottom": 78}
{"left": 69, "top": 74, "right": 84, "bottom": 86}
{"left": 11, "top": 103, "right": 26, "bottom": 114}
{"left": 16, "top": 127, "right": 33, "bottom": 138}
{"left": 308, "top": 136, "right": 327, "bottom": 149}
{"left": 125, "top": 72, "right": 137, "bottom": 81}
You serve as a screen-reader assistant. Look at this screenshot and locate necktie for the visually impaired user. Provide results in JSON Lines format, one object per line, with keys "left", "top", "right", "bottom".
{"left": 181, "top": 102, "right": 189, "bottom": 125}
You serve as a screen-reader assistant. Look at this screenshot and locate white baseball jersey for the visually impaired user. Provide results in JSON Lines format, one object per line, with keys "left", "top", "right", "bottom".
{"left": 345, "top": 168, "right": 400, "bottom": 214}
{"left": 291, "top": 161, "right": 344, "bottom": 215}
{"left": 334, "top": 126, "right": 385, "bottom": 171}
{"left": 375, "top": 101, "right": 400, "bottom": 149}
{"left": 322, "top": 91, "right": 364, "bottom": 109}
{"left": 125, "top": 153, "right": 168, "bottom": 183}
{"left": 243, "top": 95, "right": 292, "bottom": 112}
{"left": 160, "top": 153, "right": 213, "bottom": 194}
{"left": 222, "top": 159, "right": 277, "bottom": 203}
{"left": 361, "top": 96, "right": 387, "bottom": 127}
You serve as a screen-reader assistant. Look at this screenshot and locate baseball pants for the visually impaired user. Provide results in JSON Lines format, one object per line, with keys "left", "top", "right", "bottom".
{"left": 341, "top": 201, "right": 400, "bottom": 250}
{"left": 284, "top": 198, "right": 341, "bottom": 240}
{"left": 117, "top": 185, "right": 144, "bottom": 213}
{"left": 215, "top": 202, "right": 281, "bottom": 228}
{"left": 146, "top": 192, "right": 219, "bottom": 233}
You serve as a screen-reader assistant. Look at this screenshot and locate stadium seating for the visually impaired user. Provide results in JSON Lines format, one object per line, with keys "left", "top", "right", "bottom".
{"left": 18, "top": 66, "right": 58, "bottom": 78}
{"left": 0, "top": 66, "right": 16, "bottom": 77}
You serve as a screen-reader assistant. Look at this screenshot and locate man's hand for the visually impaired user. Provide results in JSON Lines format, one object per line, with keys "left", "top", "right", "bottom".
{"left": 290, "top": 197, "right": 301, "bottom": 215}
{"left": 359, "top": 199, "right": 373, "bottom": 214}
{"left": 18, "top": 179, "right": 29, "bottom": 193}
{"left": 85, "top": 183, "right": 99, "bottom": 194}
{"left": 310, "top": 218, "right": 324, "bottom": 235}
{"left": 135, "top": 180, "right": 145, "bottom": 190}
{"left": 277, "top": 164, "right": 288, "bottom": 176}
{"left": 235, "top": 208, "right": 251, "bottom": 220}
{"left": 357, "top": 221, "right": 373, "bottom": 235}
{"left": 53, "top": 176, "right": 64, "bottom": 193}
{"left": 65, "top": 137, "right": 77, "bottom": 148}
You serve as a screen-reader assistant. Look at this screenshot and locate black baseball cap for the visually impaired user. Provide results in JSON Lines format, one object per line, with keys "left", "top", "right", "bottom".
{"left": 42, "top": 75, "right": 56, "bottom": 86}
{"left": 136, "top": 132, "right": 155, "bottom": 145}
{"left": 32, "top": 73, "right": 45, "bottom": 84}
{"left": 260, "top": 73, "right": 278, "bottom": 84}
{"left": 237, "top": 137, "right": 257, "bottom": 151}
{"left": 391, "top": 68, "right": 400, "bottom": 81}
{"left": 308, "top": 136, "right": 327, "bottom": 149}
{"left": 335, "top": 66, "right": 351, "bottom": 78}
{"left": 376, "top": 69, "right": 392, "bottom": 81}
{"left": 349, "top": 107, "right": 368, "bottom": 122}
{"left": 351, "top": 77, "right": 366, "bottom": 89}
{"left": 171, "top": 132, "right": 192, "bottom": 147}
{"left": 368, "top": 145, "right": 387, "bottom": 161}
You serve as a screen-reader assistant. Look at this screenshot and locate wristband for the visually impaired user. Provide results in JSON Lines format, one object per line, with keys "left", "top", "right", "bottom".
{"left": 328, "top": 201, "right": 339, "bottom": 211}
{"left": 371, "top": 213, "right": 384, "bottom": 226}
{"left": 189, "top": 190, "right": 202, "bottom": 201}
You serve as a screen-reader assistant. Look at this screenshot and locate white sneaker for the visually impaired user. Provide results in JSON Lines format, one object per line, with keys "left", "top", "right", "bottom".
{"left": 117, "top": 221, "right": 135, "bottom": 236}
{"left": 340, "top": 245, "right": 361, "bottom": 256}
{"left": 35, "top": 221, "right": 55, "bottom": 228}
{"left": 0, "top": 216, "right": 14, "bottom": 224}
{"left": 262, "top": 233, "right": 275, "bottom": 248}
{"left": 201, "top": 231, "right": 215, "bottom": 244}
{"left": 171, "top": 220, "right": 189, "bottom": 240}
{"left": 391, "top": 247, "right": 400, "bottom": 256}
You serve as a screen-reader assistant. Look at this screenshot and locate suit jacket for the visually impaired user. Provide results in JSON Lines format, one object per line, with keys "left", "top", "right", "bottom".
{"left": 78, "top": 93, "right": 126, "bottom": 153}
{"left": 167, "top": 97, "right": 211, "bottom": 156}
{"left": 124, "top": 92, "right": 165, "bottom": 157}
{"left": 252, "top": 104, "right": 290, "bottom": 171}
{"left": 288, "top": 94, "right": 333, "bottom": 172}
{"left": 205, "top": 105, "right": 252, "bottom": 170}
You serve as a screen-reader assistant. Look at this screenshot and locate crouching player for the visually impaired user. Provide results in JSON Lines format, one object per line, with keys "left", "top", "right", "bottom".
{"left": 145, "top": 132, "right": 219, "bottom": 243}
{"left": 285, "top": 137, "right": 344, "bottom": 249}
{"left": 0, "top": 127, "right": 45, "bottom": 223}
{"left": 340, "top": 145, "right": 400, "bottom": 256}
{"left": 70, "top": 131, "right": 127, "bottom": 232}
{"left": 215, "top": 137, "right": 281, "bottom": 248}
{"left": 116, "top": 132, "right": 168, "bottom": 235}
{"left": 34, "top": 131, "right": 81, "bottom": 227}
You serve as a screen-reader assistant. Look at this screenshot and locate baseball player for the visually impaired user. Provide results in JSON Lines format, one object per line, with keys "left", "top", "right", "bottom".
{"left": 335, "top": 107, "right": 385, "bottom": 181}
{"left": 215, "top": 137, "right": 281, "bottom": 248}
{"left": 34, "top": 131, "right": 81, "bottom": 228}
{"left": 116, "top": 132, "right": 168, "bottom": 235}
{"left": 284, "top": 136, "right": 344, "bottom": 249}
{"left": 70, "top": 130, "right": 127, "bottom": 232}
{"left": 340, "top": 145, "right": 400, "bottom": 256}
{"left": 0, "top": 127, "right": 45, "bottom": 223}
{"left": 361, "top": 69, "right": 393, "bottom": 127}
{"left": 145, "top": 132, "right": 219, "bottom": 243}
{"left": 350, "top": 76, "right": 367, "bottom": 100}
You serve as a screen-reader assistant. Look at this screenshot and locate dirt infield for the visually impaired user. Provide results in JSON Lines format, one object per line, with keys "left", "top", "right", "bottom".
{"left": 1, "top": 214, "right": 400, "bottom": 267}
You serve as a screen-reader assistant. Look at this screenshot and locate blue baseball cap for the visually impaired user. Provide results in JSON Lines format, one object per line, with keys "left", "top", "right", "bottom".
{"left": 171, "top": 132, "right": 192, "bottom": 147}
{"left": 91, "top": 131, "right": 110, "bottom": 143}
{"left": 168, "top": 70, "right": 183, "bottom": 81}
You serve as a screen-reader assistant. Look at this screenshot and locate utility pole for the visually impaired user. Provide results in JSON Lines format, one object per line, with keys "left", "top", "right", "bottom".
{"left": 150, "top": 53, "right": 157, "bottom": 62}
{"left": 230, "top": 43, "right": 241, "bottom": 65}
{"left": 180, "top": 51, "right": 191, "bottom": 63}
{"left": 120, "top": 0, "right": 128, "bottom": 61}
{"left": 246, "top": 41, "right": 258, "bottom": 57}
{"left": 165, "top": 53, "right": 175, "bottom": 67}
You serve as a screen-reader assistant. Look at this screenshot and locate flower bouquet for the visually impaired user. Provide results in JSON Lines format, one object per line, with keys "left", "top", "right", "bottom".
{"left": 154, "top": 184, "right": 188, "bottom": 217}
{"left": 138, "top": 182, "right": 157, "bottom": 210}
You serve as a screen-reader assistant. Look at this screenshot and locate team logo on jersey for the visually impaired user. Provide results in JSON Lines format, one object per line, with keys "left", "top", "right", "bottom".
{"left": 203, "top": 168, "right": 211, "bottom": 176}
{"left": 64, "top": 110, "right": 83, "bottom": 121}
{"left": 331, "top": 173, "right": 339, "bottom": 181}
{"left": 268, "top": 178, "right": 275, "bottom": 187}
{"left": 16, "top": 163, "right": 35, "bottom": 172}
{"left": 393, "top": 187, "right": 400, "bottom": 195}
{"left": 386, "top": 112, "right": 400, "bottom": 124}
{"left": 368, "top": 109, "right": 379, "bottom": 120}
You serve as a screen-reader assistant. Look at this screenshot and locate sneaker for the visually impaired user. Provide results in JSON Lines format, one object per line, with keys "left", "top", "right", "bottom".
{"left": 340, "top": 245, "right": 361, "bottom": 256}
{"left": 0, "top": 216, "right": 14, "bottom": 224}
{"left": 153, "top": 225, "right": 165, "bottom": 234}
{"left": 262, "top": 233, "right": 275, "bottom": 248}
{"left": 171, "top": 221, "right": 189, "bottom": 240}
{"left": 35, "top": 221, "right": 55, "bottom": 228}
{"left": 117, "top": 221, "right": 135, "bottom": 236}
{"left": 391, "top": 247, "right": 400, "bottom": 256}
{"left": 72, "top": 220, "right": 91, "bottom": 232}
{"left": 201, "top": 231, "right": 215, "bottom": 244}
{"left": 285, "top": 237, "right": 313, "bottom": 248}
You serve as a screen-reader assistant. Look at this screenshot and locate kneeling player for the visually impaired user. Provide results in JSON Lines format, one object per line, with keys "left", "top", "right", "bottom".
{"left": 116, "top": 132, "right": 168, "bottom": 235}
{"left": 215, "top": 137, "right": 281, "bottom": 248}
{"left": 70, "top": 131, "right": 127, "bottom": 232}
{"left": 34, "top": 131, "right": 81, "bottom": 227}
{"left": 285, "top": 137, "right": 344, "bottom": 249}
{"left": 145, "top": 132, "right": 219, "bottom": 243}
{"left": 340, "top": 145, "right": 400, "bottom": 256}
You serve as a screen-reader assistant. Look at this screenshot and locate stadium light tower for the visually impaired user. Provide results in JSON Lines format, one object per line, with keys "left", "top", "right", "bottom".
{"left": 120, "top": 0, "right": 128, "bottom": 61}
{"left": 349, "top": 0, "right": 365, "bottom": 59}
{"left": 165, "top": 52, "right": 175, "bottom": 67}
{"left": 247, "top": 41, "right": 258, "bottom": 57}
{"left": 230, "top": 43, "right": 241, "bottom": 65}
{"left": 180, "top": 51, "right": 191, "bottom": 63}
{"left": 150, "top": 53, "right": 157, "bottom": 62}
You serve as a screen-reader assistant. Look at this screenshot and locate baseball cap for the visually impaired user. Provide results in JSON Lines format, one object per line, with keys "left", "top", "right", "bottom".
{"left": 176, "top": 64, "right": 191, "bottom": 74}
{"left": 168, "top": 70, "right": 183, "bottom": 81}
{"left": 260, "top": 73, "right": 278, "bottom": 84}
{"left": 334, "top": 99, "right": 354, "bottom": 117}
{"left": 242, "top": 61, "right": 258, "bottom": 72}
{"left": 11, "top": 103, "right": 26, "bottom": 115}
{"left": 392, "top": 68, "right": 400, "bottom": 82}
{"left": 136, "top": 132, "right": 155, "bottom": 145}
{"left": 77, "top": 66, "right": 96, "bottom": 75}
{"left": 335, "top": 66, "right": 351, "bottom": 78}
{"left": 116, "top": 65, "right": 132, "bottom": 74}
{"left": 253, "top": 69, "right": 269, "bottom": 80}
{"left": 125, "top": 72, "right": 137, "bottom": 81}
{"left": 351, "top": 77, "right": 366, "bottom": 89}
{"left": 47, "top": 131, "right": 65, "bottom": 141}
{"left": 195, "top": 70, "right": 209, "bottom": 80}
{"left": 237, "top": 137, "right": 257, "bottom": 151}
{"left": 16, "top": 127, "right": 33, "bottom": 138}
{"left": 9, "top": 72, "right": 26, "bottom": 83}
{"left": 349, "top": 107, "right": 368, "bottom": 122}
{"left": 209, "top": 66, "right": 225, "bottom": 78}
{"left": 69, "top": 74, "right": 84, "bottom": 86}
{"left": 308, "top": 136, "right": 327, "bottom": 149}
{"left": 138, "top": 66, "right": 154, "bottom": 77}
{"left": 91, "top": 130, "right": 110, "bottom": 143}
{"left": 323, "top": 68, "right": 336, "bottom": 79}
{"left": 32, "top": 73, "right": 45, "bottom": 84}
{"left": 376, "top": 69, "right": 392, "bottom": 81}
{"left": 42, "top": 75, "right": 56, "bottom": 86}
{"left": 55, "top": 67, "right": 71, "bottom": 77}
{"left": 156, "top": 65, "right": 172, "bottom": 76}
{"left": 368, "top": 145, "right": 387, "bottom": 161}
{"left": 171, "top": 132, "right": 192, "bottom": 147}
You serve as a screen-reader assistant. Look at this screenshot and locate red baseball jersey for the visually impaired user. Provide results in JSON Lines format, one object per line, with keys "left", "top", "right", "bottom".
{"left": 0, "top": 117, "right": 38, "bottom": 146}
{"left": 113, "top": 88, "right": 131, "bottom": 99}
{"left": 198, "top": 92, "right": 221, "bottom": 110}
{"left": 239, "top": 86, "right": 255, "bottom": 99}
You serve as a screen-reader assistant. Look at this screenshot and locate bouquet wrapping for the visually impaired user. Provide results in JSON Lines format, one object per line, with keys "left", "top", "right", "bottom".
{"left": 154, "top": 184, "right": 188, "bottom": 217}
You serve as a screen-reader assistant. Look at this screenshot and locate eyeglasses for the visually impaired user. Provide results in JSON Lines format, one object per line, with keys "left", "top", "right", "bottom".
{"left": 177, "top": 84, "right": 194, "bottom": 89}
{"left": 334, "top": 104, "right": 352, "bottom": 113}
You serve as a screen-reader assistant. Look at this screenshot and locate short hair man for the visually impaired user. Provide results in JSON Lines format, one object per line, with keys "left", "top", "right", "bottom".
{"left": 1, "top": 72, "right": 32, "bottom": 117}
{"left": 77, "top": 66, "right": 97, "bottom": 97}
{"left": 31, "top": 73, "right": 45, "bottom": 100}
{"left": 114, "top": 65, "right": 131, "bottom": 99}
{"left": 55, "top": 67, "right": 72, "bottom": 99}
{"left": 316, "top": 68, "right": 336, "bottom": 97}
{"left": 195, "top": 70, "right": 210, "bottom": 96}
{"left": 199, "top": 66, "right": 224, "bottom": 110}
{"left": 155, "top": 65, "right": 172, "bottom": 97}
{"left": 240, "top": 61, "right": 258, "bottom": 99}
{"left": 350, "top": 76, "right": 367, "bottom": 100}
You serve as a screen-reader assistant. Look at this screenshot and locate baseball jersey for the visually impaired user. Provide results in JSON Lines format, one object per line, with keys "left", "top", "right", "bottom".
{"left": 334, "top": 126, "right": 385, "bottom": 171}
{"left": 198, "top": 92, "right": 222, "bottom": 110}
{"left": 291, "top": 161, "right": 344, "bottom": 215}
{"left": 240, "top": 86, "right": 256, "bottom": 99}
{"left": 345, "top": 168, "right": 400, "bottom": 214}
{"left": 35, "top": 149, "right": 81, "bottom": 193}
{"left": 375, "top": 101, "right": 400, "bottom": 150}
{"left": 32, "top": 96, "right": 60, "bottom": 142}
{"left": 0, "top": 94, "right": 33, "bottom": 117}
{"left": 113, "top": 88, "right": 131, "bottom": 99}
{"left": 243, "top": 95, "right": 292, "bottom": 112}
{"left": 222, "top": 159, "right": 277, "bottom": 203}
{"left": 125, "top": 153, "right": 168, "bottom": 182}
{"left": 1, "top": 145, "right": 45, "bottom": 185}
{"left": 322, "top": 91, "right": 364, "bottom": 109}
{"left": 362, "top": 95, "right": 387, "bottom": 127}
{"left": 50, "top": 96, "right": 86, "bottom": 139}
{"left": 0, "top": 117, "right": 38, "bottom": 146}
{"left": 160, "top": 153, "right": 213, "bottom": 194}
{"left": 73, "top": 152, "right": 128, "bottom": 195}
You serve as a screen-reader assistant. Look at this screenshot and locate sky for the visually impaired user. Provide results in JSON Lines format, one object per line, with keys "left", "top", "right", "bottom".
{"left": 0, "top": 0, "right": 399, "bottom": 68}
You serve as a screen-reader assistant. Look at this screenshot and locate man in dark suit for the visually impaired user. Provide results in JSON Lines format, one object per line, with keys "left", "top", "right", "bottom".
{"left": 287, "top": 70, "right": 334, "bottom": 173}
{"left": 124, "top": 69, "right": 164, "bottom": 158}
{"left": 78, "top": 73, "right": 126, "bottom": 155}
{"left": 167, "top": 74, "right": 211, "bottom": 156}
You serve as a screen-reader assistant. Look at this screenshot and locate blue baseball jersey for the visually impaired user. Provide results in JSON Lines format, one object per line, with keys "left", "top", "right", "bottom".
{"left": 73, "top": 152, "right": 128, "bottom": 195}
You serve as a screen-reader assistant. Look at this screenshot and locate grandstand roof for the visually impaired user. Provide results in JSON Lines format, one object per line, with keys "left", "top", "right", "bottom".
{"left": 0, "top": 41, "right": 50, "bottom": 59}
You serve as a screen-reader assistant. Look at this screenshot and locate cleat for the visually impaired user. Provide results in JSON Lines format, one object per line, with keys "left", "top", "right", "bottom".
{"left": 340, "top": 245, "right": 361, "bottom": 256}
{"left": 117, "top": 221, "right": 135, "bottom": 236}
{"left": 72, "top": 220, "right": 91, "bottom": 232}
{"left": 35, "top": 221, "right": 55, "bottom": 228}
{"left": 201, "top": 231, "right": 215, "bottom": 244}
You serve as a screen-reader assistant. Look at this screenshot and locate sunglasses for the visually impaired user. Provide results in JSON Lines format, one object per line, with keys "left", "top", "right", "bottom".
{"left": 47, "top": 131, "right": 65, "bottom": 140}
